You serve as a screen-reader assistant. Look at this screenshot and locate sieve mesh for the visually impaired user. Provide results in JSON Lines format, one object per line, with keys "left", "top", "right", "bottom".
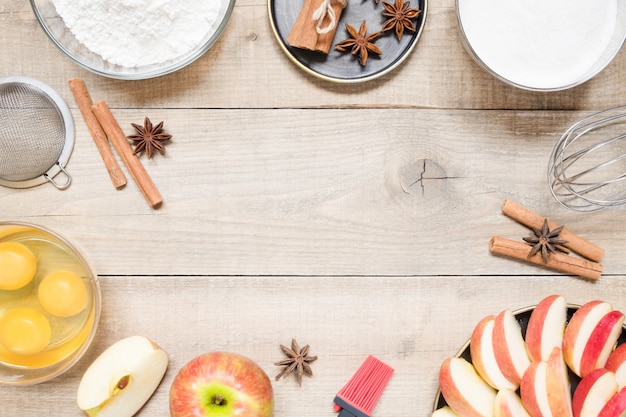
{"left": 0, "top": 82, "right": 66, "bottom": 182}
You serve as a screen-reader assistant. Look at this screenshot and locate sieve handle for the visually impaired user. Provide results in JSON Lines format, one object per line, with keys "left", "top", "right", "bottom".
{"left": 44, "top": 163, "right": 72, "bottom": 190}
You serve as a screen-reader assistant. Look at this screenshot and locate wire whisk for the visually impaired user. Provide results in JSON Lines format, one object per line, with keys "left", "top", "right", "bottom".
{"left": 548, "top": 105, "right": 626, "bottom": 212}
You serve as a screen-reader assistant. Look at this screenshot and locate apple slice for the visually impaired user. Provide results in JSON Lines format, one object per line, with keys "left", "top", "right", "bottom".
{"left": 572, "top": 368, "right": 618, "bottom": 417}
{"left": 495, "top": 389, "right": 532, "bottom": 417}
{"left": 606, "top": 344, "right": 626, "bottom": 389}
{"left": 471, "top": 315, "right": 518, "bottom": 390}
{"left": 563, "top": 300, "right": 613, "bottom": 377}
{"left": 598, "top": 386, "right": 626, "bottom": 417}
{"left": 439, "top": 357, "right": 497, "bottom": 417}
{"left": 545, "top": 347, "right": 573, "bottom": 417}
{"left": 520, "top": 360, "right": 551, "bottom": 417}
{"left": 493, "top": 309, "right": 531, "bottom": 385}
{"left": 77, "top": 335, "right": 168, "bottom": 417}
{"left": 433, "top": 406, "right": 461, "bottom": 417}
{"left": 579, "top": 310, "right": 625, "bottom": 377}
{"left": 526, "top": 295, "right": 568, "bottom": 363}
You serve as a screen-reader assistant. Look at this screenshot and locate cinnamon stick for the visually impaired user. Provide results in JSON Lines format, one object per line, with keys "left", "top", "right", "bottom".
{"left": 68, "top": 78, "right": 127, "bottom": 189}
{"left": 490, "top": 236, "right": 602, "bottom": 281}
{"left": 91, "top": 101, "right": 163, "bottom": 209}
{"left": 502, "top": 199, "right": 604, "bottom": 262}
{"left": 287, "top": 0, "right": 345, "bottom": 54}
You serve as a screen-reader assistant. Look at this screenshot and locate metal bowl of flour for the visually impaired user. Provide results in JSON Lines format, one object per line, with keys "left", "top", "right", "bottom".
{"left": 456, "top": 0, "right": 626, "bottom": 91}
{"left": 30, "top": 0, "right": 236, "bottom": 80}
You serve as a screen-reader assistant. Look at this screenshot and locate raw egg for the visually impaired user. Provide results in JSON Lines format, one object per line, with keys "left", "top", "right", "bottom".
{"left": 0, "top": 307, "right": 51, "bottom": 355}
{"left": 0, "top": 241, "right": 37, "bottom": 291}
{"left": 38, "top": 270, "right": 88, "bottom": 317}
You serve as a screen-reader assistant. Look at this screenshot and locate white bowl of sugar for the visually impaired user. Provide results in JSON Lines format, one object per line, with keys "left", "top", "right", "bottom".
{"left": 31, "top": 0, "right": 236, "bottom": 80}
{"left": 456, "top": 0, "right": 626, "bottom": 91}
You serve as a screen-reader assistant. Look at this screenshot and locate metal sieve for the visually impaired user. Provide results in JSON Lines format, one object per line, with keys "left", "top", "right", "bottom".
{"left": 0, "top": 76, "right": 74, "bottom": 189}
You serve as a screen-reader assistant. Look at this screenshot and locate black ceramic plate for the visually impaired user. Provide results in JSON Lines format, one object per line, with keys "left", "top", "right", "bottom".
{"left": 432, "top": 305, "right": 626, "bottom": 412}
{"left": 268, "top": 0, "right": 428, "bottom": 83}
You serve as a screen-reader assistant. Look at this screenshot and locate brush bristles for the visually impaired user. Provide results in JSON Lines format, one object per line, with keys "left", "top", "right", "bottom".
{"left": 335, "top": 355, "right": 394, "bottom": 417}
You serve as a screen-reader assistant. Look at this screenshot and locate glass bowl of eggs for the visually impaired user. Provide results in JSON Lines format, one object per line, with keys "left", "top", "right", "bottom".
{"left": 0, "top": 221, "right": 101, "bottom": 385}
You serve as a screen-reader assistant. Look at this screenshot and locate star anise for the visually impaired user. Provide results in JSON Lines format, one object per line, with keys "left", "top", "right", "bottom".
{"left": 335, "top": 21, "right": 382, "bottom": 66}
{"left": 274, "top": 338, "right": 317, "bottom": 386}
{"left": 523, "top": 219, "right": 569, "bottom": 264}
{"left": 127, "top": 117, "right": 172, "bottom": 159}
{"left": 381, "top": 0, "right": 421, "bottom": 40}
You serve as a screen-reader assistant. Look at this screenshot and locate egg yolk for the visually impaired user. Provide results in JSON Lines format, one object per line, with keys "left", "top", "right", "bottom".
{"left": 0, "top": 307, "right": 51, "bottom": 355}
{"left": 38, "top": 270, "right": 88, "bottom": 317}
{"left": 0, "top": 241, "right": 37, "bottom": 291}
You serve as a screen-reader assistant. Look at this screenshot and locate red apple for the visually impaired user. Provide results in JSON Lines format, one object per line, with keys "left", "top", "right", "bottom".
{"left": 606, "top": 344, "right": 626, "bottom": 389}
{"left": 493, "top": 309, "right": 531, "bottom": 385}
{"left": 169, "top": 352, "right": 274, "bottom": 417}
{"left": 579, "top": 310, "right": 625, "bottom": 377}
{"left": 563, "top": 300, "right": 613, "bottom": 377}
{"left": 526, "top": 295, "right": 568, "bottom": 363}
{"left": 572, "top": 368, "right": 618, "bottom": 417}
{"left": 471, "top": 315, "right": 517, "bottom": 390}
{"left": 439, "top": 357, "right": 497, "bottom": 417}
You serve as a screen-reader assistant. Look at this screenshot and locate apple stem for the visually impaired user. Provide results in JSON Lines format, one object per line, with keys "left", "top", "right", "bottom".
{"left": 214, "top": 395, "right": 225, "bottom": 406}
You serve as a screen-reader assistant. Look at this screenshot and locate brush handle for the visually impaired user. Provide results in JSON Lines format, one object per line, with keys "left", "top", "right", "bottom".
{"left": 334, "top": 396, "right": 371, "bottom": 417}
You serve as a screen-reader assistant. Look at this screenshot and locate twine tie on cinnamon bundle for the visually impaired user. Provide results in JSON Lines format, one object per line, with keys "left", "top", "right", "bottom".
{"left": 312, "top": 0, "right": 348, "bottom": 34}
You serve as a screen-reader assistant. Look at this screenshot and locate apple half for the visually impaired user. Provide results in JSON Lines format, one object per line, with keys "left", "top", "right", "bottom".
{"left": 439, "top": 357, "right": 497, "bottom": 417}
{"left": 76, "top": 335, "right": 168, "bottom": 417}
{"left": 526, "top": 295, "right": 567, "bottom": 363}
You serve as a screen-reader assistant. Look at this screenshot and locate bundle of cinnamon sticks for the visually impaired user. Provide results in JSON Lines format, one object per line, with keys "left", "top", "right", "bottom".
{"left": 287, "top": 0, "right": 348, "bottom": 54}
{"left": 490, "top": 199, "right": 604, "bottom": 280}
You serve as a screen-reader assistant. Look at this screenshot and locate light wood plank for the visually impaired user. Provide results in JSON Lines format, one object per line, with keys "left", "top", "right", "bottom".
{"left": 2, "top": 109, "right": 622, "bottom": 276}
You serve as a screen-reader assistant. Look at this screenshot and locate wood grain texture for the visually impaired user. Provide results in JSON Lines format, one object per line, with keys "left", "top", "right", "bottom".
{"left": 2, "top": 109, "right": 623, "bottom": 277}
{"left": 2, "top": 0, "right": 626, "bottom": 416}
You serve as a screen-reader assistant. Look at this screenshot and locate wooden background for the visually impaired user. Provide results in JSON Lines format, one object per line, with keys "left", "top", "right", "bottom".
{"left": 2, "top": 0, "right": 626, "bottom": 416}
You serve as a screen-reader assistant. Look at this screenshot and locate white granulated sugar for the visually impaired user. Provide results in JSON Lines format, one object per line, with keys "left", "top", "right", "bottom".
{"left": 458, "top": 0, "right": 619, "bottom": 88}
{"left": 52, "top": 0, "right": 224, "bottom": 67}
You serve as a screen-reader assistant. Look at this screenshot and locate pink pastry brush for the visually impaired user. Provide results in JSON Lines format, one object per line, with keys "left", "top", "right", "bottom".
{"left": 333, "top": 355, "right": 394, "bottom": 417}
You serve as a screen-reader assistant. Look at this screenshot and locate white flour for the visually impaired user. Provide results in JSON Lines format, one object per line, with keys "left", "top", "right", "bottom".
{"left": 52, "top": 0, "right": 224, "bottom": 67}
{"left": 458, "top": 0, "right": 619, "bottom": 89}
